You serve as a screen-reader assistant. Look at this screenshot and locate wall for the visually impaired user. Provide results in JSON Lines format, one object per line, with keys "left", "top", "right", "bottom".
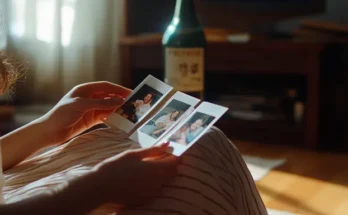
{"left": 276, "top": 0, "right": 348, "bottom": 32}
{"left": 0, "top": 1, "right": 7, "bottom": 49}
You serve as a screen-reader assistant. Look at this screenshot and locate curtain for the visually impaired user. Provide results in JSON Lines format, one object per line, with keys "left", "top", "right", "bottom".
{"left": 3, "top": 0, "right": 125, "bottom": 103}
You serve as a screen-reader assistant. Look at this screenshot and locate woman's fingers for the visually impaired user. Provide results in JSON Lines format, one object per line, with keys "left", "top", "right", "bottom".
{"left": 129, "top": 144, "right": 170, "bottom": 159}
{"left": 144, "top": 155, "right": 179, "bottom": 179}
{"left": 95, "top": 109, "right": 116, "bottom": 121}
{"left": 90, "top": 92, "right": 122, "bottom": 100}
{"left": 73, "top": 97, "right": 124, "bottom": 112}
{"left": 145, "top": 154, "right": 179, "bottom": 167}
{"left": 73, "top": 81, "right": 132, "bottom": 98}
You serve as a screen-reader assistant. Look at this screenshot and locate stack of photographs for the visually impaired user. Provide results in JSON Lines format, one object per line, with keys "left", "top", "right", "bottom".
{"left": 105, "top": 75, "right": 228, "bottom": 156}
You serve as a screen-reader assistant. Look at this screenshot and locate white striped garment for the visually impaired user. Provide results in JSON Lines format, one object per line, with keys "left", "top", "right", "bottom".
{"left": 3, "top": 126, "right": 268, "bottom": 215}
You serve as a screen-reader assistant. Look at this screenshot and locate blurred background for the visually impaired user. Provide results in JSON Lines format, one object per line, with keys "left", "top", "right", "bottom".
{"left": 1, "top": 0, "right": 125, "bottom": 102}
{"left": 0, "top": 1, "right": 348, "bottom": 214}
{"left": 1, "top": 0, "right": 125, "bottom": 133}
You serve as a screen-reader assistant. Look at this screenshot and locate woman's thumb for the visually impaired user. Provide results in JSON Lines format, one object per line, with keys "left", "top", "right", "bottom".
{"left": 131, "top": 142, "right": 170, "bottom": 159}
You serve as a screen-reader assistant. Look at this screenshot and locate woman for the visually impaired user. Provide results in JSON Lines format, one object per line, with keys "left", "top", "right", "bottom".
{"left": 0, "top": 54, "right": 268, "bottom": 215}
{"left": 142, "top": 110, "right": 180, "bottom": 138}
{"left": 0, "top": 54, "right": 178, "bottom": 214}
{"left": 134, "top": 92, "right": 155, "bottom": 121}
{"left": 185, "top": 118, "right": 205, "bottom": 144}
{"left": 168, "top": 118, "right": 204, "bottom": 146}
{"left": 116, "top": 92, "right": 154, "bottom": 122}
{"left": 152, "top": 110, "right": 180, "bottom": 136}
{"left": 168, "top": 125, "right": 187, "bottom": 145}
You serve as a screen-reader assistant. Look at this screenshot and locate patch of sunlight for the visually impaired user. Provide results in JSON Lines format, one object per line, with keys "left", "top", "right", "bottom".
{"left": 257, "top": 170, "right": 348, "bottom": 215}
{"left": 61, "top": 4, "right": 75, "bottom": 47}
{"left": 36, "top": 0, "right": 55, "bottom": 43}
{"left": 9, "top": 0, "right": 26, "bottom": 37}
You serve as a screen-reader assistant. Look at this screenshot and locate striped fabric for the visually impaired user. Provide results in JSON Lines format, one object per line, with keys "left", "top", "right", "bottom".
{"left": 3, "top": 126, "right": 268, "bottom": 215}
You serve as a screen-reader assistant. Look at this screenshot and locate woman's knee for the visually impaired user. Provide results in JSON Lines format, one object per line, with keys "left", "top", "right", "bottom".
{"left": 205, "top": 126, "right": 227, "bottom": 138}
{"left": 199, "top": 126, "right": 232, "bottom": 146}
{"left": 194, "top": 126, "right": 242, "bottom": 156}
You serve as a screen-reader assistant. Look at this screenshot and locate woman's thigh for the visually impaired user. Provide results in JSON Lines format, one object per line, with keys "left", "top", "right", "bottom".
{"left": 118, "top": 126, "right": 268, "bottom": 215}
{"left": 4, "top": 126, "right": 267, "bottom": 215}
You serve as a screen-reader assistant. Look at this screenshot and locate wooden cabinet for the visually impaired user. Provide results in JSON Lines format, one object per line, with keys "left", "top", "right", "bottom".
{"left": 119, "top": 34, "right": 329, "bottom": 149}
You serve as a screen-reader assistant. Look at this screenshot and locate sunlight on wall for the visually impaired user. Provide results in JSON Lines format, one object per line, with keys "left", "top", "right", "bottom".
{"left": 36, "top": 0, "right": 55, "bottom": 43}
{"left": 0, "top": 2, "right": 6, "bottom": 49}
{"left": 9, "top": 0, "right": 76, "bottom": 47}
{"left": 61, "top": 4, "right": 75, "bottom": 47}
{"left": 9, "top": 0, "right": 26, "bottom": 37}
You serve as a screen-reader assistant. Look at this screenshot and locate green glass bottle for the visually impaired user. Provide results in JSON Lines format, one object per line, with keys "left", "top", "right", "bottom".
{"left": 162, "top": 0, "right": 206, "bottom": 99}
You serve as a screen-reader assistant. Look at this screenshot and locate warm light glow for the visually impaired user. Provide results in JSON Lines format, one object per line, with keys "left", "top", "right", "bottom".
{"left": 36, "top": 0, "right": 55, "bottom": 43}
{"left": 168, "top": 25, "right": 175, "bottom": 32}
{"left": 61, "top": 4, "right": 75, "bottom": 47}
{"left": 0, "top": 7, "right": 6, "bottom": 48}
{"left": 9, "top": 0, "right": 76, "bottom": 46}
{"left": 173, "top": 17, "right": 179, "bottom": 25}
{"left": 9, "top": 0, "right": 26, "bottom": 37}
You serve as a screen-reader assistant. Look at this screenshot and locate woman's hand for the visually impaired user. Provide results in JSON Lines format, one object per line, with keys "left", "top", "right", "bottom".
{"left": 42, "top": 81, "right": 132, "bottom": 145}
{"left": 0, "top": 144, "right": 178, "bottom": 215}
{"left": 91, "top": 143, "right": 178, "bottom": 208}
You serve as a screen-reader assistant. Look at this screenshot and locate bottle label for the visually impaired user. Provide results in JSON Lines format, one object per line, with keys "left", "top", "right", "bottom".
{"left": 165, "top": 48, "right": 204, "bottom": 92}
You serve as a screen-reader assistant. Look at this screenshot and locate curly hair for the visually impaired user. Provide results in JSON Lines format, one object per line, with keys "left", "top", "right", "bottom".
{"left": 0, "top": 52, "right": 22, "bottom": 93}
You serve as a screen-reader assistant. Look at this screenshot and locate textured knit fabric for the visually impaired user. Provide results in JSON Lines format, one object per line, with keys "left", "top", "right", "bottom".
{"left": 3, "top": 126, "right": 268, "bottom": 215}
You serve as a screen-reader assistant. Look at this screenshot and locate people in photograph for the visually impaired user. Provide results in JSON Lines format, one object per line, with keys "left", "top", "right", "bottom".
{"left": 117, "top": 101, "right": 135, "bottom": 119}
{"left": 185, "top": 118, "right": 205, "bottom": 144}
{"left": 169, "top": 117, "right": 206, "bottom": 145}
{"left": 134, "top": 92, "right": 155, "bottom": 120}
{"left": 169, "top": 125, "right": 188, "bottom": 145}
{"left": 142, "top": 110, "right": 181, "bottom": 138}
{"left": 152, "top": 110, "right": 180, "bottom": 136}
{"left": 117, "top": 92, "right": 155, "bottom": 122}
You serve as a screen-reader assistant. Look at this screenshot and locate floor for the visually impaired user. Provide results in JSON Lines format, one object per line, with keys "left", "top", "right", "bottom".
{"left": 233, "top": 140, "right": 348, "bottom": 215}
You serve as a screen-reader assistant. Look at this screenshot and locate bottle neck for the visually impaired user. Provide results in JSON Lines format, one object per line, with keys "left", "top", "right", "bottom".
{"left": 173, "top": 0, "right": 200, "bottom": 28}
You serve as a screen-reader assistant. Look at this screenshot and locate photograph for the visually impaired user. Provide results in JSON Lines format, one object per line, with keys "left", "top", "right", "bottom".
{"left": 116, "top": 84, "right": 162, "bottom": 123}
{"left": 156, "top": 101, "right": 228, "bottom": 156}
{"left": 129, "top": 91, "right": 200, "bottom": 148}
{"left": 168, "top": 112, "right": 215, "bottom": 146}
{"left": 105, "top": 75, "right": 173, "bottom": 133}
{"left": 140, "top": 99, "right": 191, "bottom": 139}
